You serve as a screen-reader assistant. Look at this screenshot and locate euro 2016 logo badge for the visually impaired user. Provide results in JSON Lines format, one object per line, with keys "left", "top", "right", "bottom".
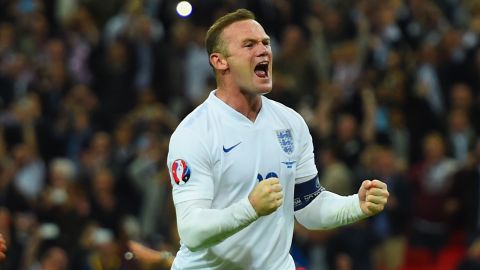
{"left": 172, "top": 159, "right": 191, "bottom": 185}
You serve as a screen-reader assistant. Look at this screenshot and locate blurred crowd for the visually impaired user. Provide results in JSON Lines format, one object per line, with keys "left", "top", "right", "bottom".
{"left": 0, "top": 0, "right": 480, "bottom": 269}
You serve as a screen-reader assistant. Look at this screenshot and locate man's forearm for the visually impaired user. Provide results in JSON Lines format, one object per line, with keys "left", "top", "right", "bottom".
{"left": 176, "top": 198, "right": 258, "bottom": 251}
{"left": 294, "top": 191, "right": 367, "bottom": 230}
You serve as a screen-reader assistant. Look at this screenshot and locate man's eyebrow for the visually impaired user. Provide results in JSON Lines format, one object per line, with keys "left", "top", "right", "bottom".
{"left": 242, "top": 37, "right": 271, "bottom": 43}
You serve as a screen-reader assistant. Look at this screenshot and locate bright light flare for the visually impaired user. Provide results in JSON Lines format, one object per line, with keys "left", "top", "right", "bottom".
{"left": 176, "top": 1, "right": 192, "bottom": 17}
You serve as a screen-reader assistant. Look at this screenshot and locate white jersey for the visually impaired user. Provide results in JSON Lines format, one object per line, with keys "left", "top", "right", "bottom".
{"left": 167, "top": 90, "right": 318, "bottom": 270}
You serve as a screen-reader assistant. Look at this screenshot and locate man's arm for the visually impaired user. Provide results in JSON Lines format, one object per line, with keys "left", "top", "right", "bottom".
{"left": 176, "top": 178, "right": 283, "bottom": 251}
{"left": 127, "top": 240, "right": 174, "bottom": 267}
{"left": 294, "top": 176, "right": 389, "bottom": 230}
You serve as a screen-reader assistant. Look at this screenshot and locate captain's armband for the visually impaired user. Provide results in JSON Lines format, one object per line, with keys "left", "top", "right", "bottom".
{"left": 294, "top": 175, "right": 325, "bottom": 211}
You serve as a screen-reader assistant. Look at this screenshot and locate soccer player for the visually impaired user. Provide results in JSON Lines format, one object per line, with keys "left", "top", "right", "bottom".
{"left": 166, "top": 9, "right": 389, "bottom": 270}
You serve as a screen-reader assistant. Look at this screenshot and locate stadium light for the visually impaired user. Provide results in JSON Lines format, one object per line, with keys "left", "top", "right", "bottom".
{"left": 176, "top": 1, "right": 192, "bottom": 17}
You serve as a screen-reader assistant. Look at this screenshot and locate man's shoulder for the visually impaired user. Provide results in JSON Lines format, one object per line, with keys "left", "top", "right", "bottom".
{"left": 171, "top": 100, "right": 214, "bottom": 142}
{"left": 176, "top": 101, "right": 211, "bottom": 129}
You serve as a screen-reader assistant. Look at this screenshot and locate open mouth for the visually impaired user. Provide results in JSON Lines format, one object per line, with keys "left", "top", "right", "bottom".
{"left": 254, "top": 61, "right": 269, "bottom": 78}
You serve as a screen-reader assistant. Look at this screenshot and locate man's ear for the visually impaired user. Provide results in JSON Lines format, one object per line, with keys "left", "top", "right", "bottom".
{"left": 210, "top": 53, "right": 228, "bottom": 71}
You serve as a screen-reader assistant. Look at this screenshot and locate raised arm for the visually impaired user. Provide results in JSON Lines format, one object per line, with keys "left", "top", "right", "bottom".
{"left": 294, "top": 176, "right": 389, "bottom": 230}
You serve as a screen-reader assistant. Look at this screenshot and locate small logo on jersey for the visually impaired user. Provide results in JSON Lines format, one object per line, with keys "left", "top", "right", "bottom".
{"left": 223, "top": 142, "right": 241, "bottom": 153}
{"left": 276, "top": 129, "right": 294, "bottom": 155}
{"left": 171, "top": 159, "right": 191, "bottom": 185}
{"left": 257, "top": 172, "right": 278, "bottom": 182}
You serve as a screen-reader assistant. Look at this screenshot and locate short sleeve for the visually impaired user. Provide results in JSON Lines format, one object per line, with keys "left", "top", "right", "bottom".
{"left": 295, "top": 116, "right": 318, "bottom": 182}
{"left": 167, "top": 127, "right": 215, "bottom": 204}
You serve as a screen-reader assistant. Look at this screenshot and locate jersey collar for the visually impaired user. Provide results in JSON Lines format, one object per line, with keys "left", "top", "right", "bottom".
{"left": 208, "top": 90, "right": 266, "bottom": 126}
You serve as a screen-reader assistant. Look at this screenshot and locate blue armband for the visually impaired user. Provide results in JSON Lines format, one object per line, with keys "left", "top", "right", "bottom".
{"left": 294, "top": 175, "right": 325, "bottom": 211}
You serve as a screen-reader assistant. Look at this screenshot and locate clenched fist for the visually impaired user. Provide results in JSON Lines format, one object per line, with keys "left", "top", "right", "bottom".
{"left": 358, "top": 179, "right": 389, "bottom": 216}
{"left": 248, "top": 178, "right": 283, "bottom": 216}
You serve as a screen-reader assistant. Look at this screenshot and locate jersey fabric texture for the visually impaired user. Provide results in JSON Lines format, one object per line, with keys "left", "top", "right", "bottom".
{"left": 167, "top": 90, "right": 318, "bottom": 270}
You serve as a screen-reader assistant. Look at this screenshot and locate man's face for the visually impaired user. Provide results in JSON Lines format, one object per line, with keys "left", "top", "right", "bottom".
{"left": 221, "top": 20, "right": 272, "bottom": 94}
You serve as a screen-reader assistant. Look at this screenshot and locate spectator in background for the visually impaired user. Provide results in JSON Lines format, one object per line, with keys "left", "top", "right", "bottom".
{"left": 9, "top": 95, "right": 46, "bottom": 206}
{"left": 62, "top": 5, "right": 100, "bottom": 85}
{"left": 0, "top": 130, "right": 30, "bottom": 214}
{"left": 79, "top": 132, "right": 114, "bottom": 177}
{"left": 64, "top": 109, "right": 94, "bottom": 162}
{"left": 23, "top": 221, "right": 57, "bottom": 270}
{"left": 0, "top": 22, "right": 17, "bottom": 107}
{"left": 371, "top": 50, "right": 409, "bottom": 144}
{"left": 445, "top": 108, "right": 476, "bottom": 165}
{"left": 36, "top": 158, "right": 88, "bottom": 257}
{"left": 81, "top": 226, "right": 121, "bottom": 270}
{"left": 454, "top": 138, "right": 480, "bottom": 270}
{"left": 412, "top": 42, "right": 445, "bottom": 131}
{"left": 388, "top": 108, "right": 410, "bottom": 168}
{"left": 93, "top": 39, "right": 136, "bottom": 131}
{"left": 409, "top": 132, "right": 459, "bottom": 256}
{"left": 127, "top": 131, "right": 172, "bottom": 240}
{"left": 157, "top": 19, "right": 194, "bottom": 116}
{"left": 370, "top": 146, "right": 412, "bottom": 270}
{"left": 317, "top": 145, "right": 353, "bottom": 196}
{"left": 184, "top": 25, "right": 213, "bottom": 106}
{"left": 37, "top": 39, "right": 71, "bottom": 122}
{"left": 129, "top": 14, "right": 164, "bottom": 93}
{"left": 448, "top": 83, "right": 480, "bottom": 133}
{"left": 33, "top": 246, "right": 69, "bottom": 270}
{"left": 103, "top": 0, "right": 163, "bottom": 45}
{"left": 331, "top": 113, "right": 370, "bottom": 169}
{"left": 271, "top": 24, "right": 318, "bottom": 109}
{"left": 313, "top": 84, "right": 376, "bottom": 169}
{"left": 88, "top": 167, "right": 125, "bottom": 235}
{"left": 0, "top": 52, "right": 34, "bottom": 103}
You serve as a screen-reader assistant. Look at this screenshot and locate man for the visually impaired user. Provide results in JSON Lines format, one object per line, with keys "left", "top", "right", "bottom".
{"left": 166, "top": 9, "right": 389, "bottom": 270}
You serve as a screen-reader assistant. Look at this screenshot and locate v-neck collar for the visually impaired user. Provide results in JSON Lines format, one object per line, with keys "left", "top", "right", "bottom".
{"left": 209, "top": 90, "right": 265, "bottom": 127}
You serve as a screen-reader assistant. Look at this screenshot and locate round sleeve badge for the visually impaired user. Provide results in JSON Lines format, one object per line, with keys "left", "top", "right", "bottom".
{"left": 171, "top": 159, "right": 191, "bottom": 185}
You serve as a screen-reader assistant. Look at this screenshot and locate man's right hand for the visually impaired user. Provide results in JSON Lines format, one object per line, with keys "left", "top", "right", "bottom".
{"left": 248, "top": 178, "right": 283, "bottom": 216}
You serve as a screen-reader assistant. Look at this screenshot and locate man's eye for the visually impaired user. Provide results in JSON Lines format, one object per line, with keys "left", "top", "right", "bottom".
{"left": 244, "top": 43, "right": 253, "bottom": 48}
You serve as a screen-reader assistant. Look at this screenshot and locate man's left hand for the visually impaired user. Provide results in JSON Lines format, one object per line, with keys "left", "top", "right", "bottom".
{"left": 358, "top": 180, "right": 389, "bottom": 216}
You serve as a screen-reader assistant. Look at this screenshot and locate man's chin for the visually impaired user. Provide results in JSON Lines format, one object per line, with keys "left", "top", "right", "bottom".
{"left": 256, "top": 80, "right": 272, "bottom": 93}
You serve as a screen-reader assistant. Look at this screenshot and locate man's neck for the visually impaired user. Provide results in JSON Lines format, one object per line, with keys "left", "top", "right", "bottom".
{"left": 215, "top": 87, "right": 262, "bottom": 122}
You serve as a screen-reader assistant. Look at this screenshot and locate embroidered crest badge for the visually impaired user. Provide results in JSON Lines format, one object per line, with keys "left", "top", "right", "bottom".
{"left": 276, "top": 129, "right": 294, "bottom": 155}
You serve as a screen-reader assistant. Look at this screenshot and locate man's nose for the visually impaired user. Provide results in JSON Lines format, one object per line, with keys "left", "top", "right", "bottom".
{"left": 256, "top": 44, "right": 270, "bottom": 57}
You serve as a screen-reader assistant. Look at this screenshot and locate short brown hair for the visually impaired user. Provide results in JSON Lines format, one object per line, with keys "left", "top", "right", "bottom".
{"left": 205, "top": 9, "right": 255, "bottom": 56}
